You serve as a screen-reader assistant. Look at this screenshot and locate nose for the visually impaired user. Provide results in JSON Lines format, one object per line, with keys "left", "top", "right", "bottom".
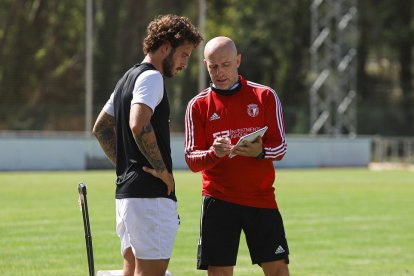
{"left": 215, "top": 66, "right": 223, "bottom": 76}
{"left": 181, "top": 57, "right": 188, "bottom": 69}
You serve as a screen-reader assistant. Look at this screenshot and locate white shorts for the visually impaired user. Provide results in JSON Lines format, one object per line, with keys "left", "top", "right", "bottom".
{"left": 115, "top": 198, "right": 179, "bottom": 259}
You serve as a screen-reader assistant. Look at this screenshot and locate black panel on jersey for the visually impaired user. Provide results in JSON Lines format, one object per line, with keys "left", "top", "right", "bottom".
{"left": 112, "top": 63, "right": 176, "bottom": 201}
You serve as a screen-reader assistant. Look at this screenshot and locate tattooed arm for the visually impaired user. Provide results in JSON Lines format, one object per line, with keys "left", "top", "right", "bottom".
{"left": 129, "top": 103, "right": 174, "bottom": 195}
{"left": 92, "top": 111, "right": 116, "bottom": 166}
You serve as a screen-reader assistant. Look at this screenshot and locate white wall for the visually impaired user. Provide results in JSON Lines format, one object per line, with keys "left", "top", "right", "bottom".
{"left": 0, "top": 135, "right": 92, "bottom": 170}
{"left": 277, "top": 136, "right": 371, "bottom": 168}
{"left": 0, "top": 133, "right": 371, "bottom": 171}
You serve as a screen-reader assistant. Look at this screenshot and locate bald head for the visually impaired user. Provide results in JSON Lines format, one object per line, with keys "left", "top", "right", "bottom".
{"left": 203, "top": 36, "right": 241, "bottom": 90}
{"left": 204, "top": 36, "right": 238, "bottom": 58}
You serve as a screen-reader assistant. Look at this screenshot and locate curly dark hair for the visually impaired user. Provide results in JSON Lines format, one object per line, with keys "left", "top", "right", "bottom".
{"left": 143, "top": 14, "right": 203, "bottom": 54}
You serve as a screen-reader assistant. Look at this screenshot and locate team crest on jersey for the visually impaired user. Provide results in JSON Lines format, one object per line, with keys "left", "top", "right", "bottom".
{"left": 247, "top": 104, "right": 259, "bottom": 117}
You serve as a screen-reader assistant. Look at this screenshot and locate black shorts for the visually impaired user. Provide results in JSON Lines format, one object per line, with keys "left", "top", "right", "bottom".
{"left": 197, "top": 196, "right": 289, "bottom": 270}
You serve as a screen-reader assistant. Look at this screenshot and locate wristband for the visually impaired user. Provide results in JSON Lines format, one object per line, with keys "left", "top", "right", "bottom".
{"left": 255, "top": 148, "right": 266, "bottom": 160}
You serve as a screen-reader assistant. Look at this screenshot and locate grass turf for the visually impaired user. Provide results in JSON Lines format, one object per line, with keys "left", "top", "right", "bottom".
{"left": 0, "top": 169, "right": 413, "bottom": 275}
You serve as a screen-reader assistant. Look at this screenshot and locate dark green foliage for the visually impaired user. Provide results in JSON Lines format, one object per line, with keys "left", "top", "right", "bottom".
{"left": 0, "top": 0, "right": 412, "bottom": 134}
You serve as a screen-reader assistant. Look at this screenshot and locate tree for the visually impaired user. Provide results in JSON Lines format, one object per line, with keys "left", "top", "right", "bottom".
{"left": 0, "top": 0, "right": 413, "bottom": 135}
{"left": 0, "top": 0, "right": 85, "bottom": 130}
{"left": 204, "top": 0, "right": 310, "bottom": 133}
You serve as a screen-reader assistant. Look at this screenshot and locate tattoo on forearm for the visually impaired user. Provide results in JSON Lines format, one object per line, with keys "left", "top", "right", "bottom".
{"left": 142, "top": 124, "right": 152, "bottom": 134}
{"left": 134, "top": 123, "right": 166, "bottom": 171}
{"left": 94, "top": 115, "right": 116, "bottom": 165}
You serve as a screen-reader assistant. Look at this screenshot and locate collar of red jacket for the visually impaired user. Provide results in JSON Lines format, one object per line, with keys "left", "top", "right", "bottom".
{"left": 210, "top": 75, "right": 244, "bottom": 96}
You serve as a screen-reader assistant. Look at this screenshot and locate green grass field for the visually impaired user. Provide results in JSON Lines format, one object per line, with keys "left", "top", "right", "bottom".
{"left": 0, "top": 169, "right": 413, "bottom": 275}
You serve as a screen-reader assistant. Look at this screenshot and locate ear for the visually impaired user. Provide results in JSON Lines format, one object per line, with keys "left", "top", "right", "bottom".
{"left": 162, "top": 42, "right": 172, "bottom": 55}
{"left": 236, "top": 53, "right": 241, "bottom": 68}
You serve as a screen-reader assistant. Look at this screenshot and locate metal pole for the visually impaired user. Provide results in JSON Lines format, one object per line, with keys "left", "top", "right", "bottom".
{"left": 78, "top": 183, "right": 95, "bottom": 276}
{"left": 85, "top": 0, "right": 93, "bottom": 135}
{"left": 198, "top": 0, "right": 207, "bottom": 92}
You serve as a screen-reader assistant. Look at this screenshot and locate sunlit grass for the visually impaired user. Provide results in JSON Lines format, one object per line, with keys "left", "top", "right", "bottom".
{"left": 0, "top": 169, "right": 413, "bottom": 275}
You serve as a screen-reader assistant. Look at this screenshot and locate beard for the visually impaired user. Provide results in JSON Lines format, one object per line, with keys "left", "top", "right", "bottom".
{"left": 162, "top": 50, "right": 175, "bottom": 78}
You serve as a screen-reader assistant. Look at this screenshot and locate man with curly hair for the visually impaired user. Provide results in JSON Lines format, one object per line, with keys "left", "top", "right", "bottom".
{"left": 93, "top": 14, "right": 203, "bottom": 276}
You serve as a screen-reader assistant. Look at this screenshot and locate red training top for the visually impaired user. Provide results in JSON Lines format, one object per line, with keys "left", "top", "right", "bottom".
{"left": 184, "top": 75, "right": 287, "bottom": 209}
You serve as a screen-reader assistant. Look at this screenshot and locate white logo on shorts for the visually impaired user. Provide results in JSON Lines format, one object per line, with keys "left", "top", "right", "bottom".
{"left": 275, "top": 245, "right": 285, "bottom": 254}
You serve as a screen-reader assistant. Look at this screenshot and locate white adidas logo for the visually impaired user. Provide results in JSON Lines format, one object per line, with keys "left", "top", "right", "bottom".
{"left": 275, "top": 245, "right": 285, "bottom": 254}
{"left": 209, "top": 112, "right": 221, "bottom": 121}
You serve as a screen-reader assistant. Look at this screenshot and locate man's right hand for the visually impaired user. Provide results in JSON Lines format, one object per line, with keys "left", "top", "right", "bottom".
{"left": 212, "top": 137, "right": 233, "bottom": 157}
{"left": 142, "top": 166, "right": 175, "bottom": 195}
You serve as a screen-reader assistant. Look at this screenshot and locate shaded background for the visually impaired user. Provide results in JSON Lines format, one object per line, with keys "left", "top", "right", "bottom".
{"left": 0, "top": 0, "right": 413, "bottom": 136}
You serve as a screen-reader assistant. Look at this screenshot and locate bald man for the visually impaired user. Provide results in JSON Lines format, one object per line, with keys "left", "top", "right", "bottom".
{"left": 184, "top": 36, "right": 290, "bottom": 275}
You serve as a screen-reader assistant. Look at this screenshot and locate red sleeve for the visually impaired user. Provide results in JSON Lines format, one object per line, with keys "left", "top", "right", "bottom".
{"left": 184, "top": 97, "right": 221, "bottom": 172}
{"left": 262, "top": 89, "right": 287, "bottom": 161}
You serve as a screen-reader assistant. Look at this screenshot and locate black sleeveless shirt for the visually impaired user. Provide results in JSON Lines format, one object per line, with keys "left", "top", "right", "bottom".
{"left": 112, "top": 63, "right": 176, "bottom": 201}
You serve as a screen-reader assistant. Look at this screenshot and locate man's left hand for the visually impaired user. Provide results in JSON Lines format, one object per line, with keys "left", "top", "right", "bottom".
{"left": 231, "top": 137, "right": 263, "bottom": 157}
